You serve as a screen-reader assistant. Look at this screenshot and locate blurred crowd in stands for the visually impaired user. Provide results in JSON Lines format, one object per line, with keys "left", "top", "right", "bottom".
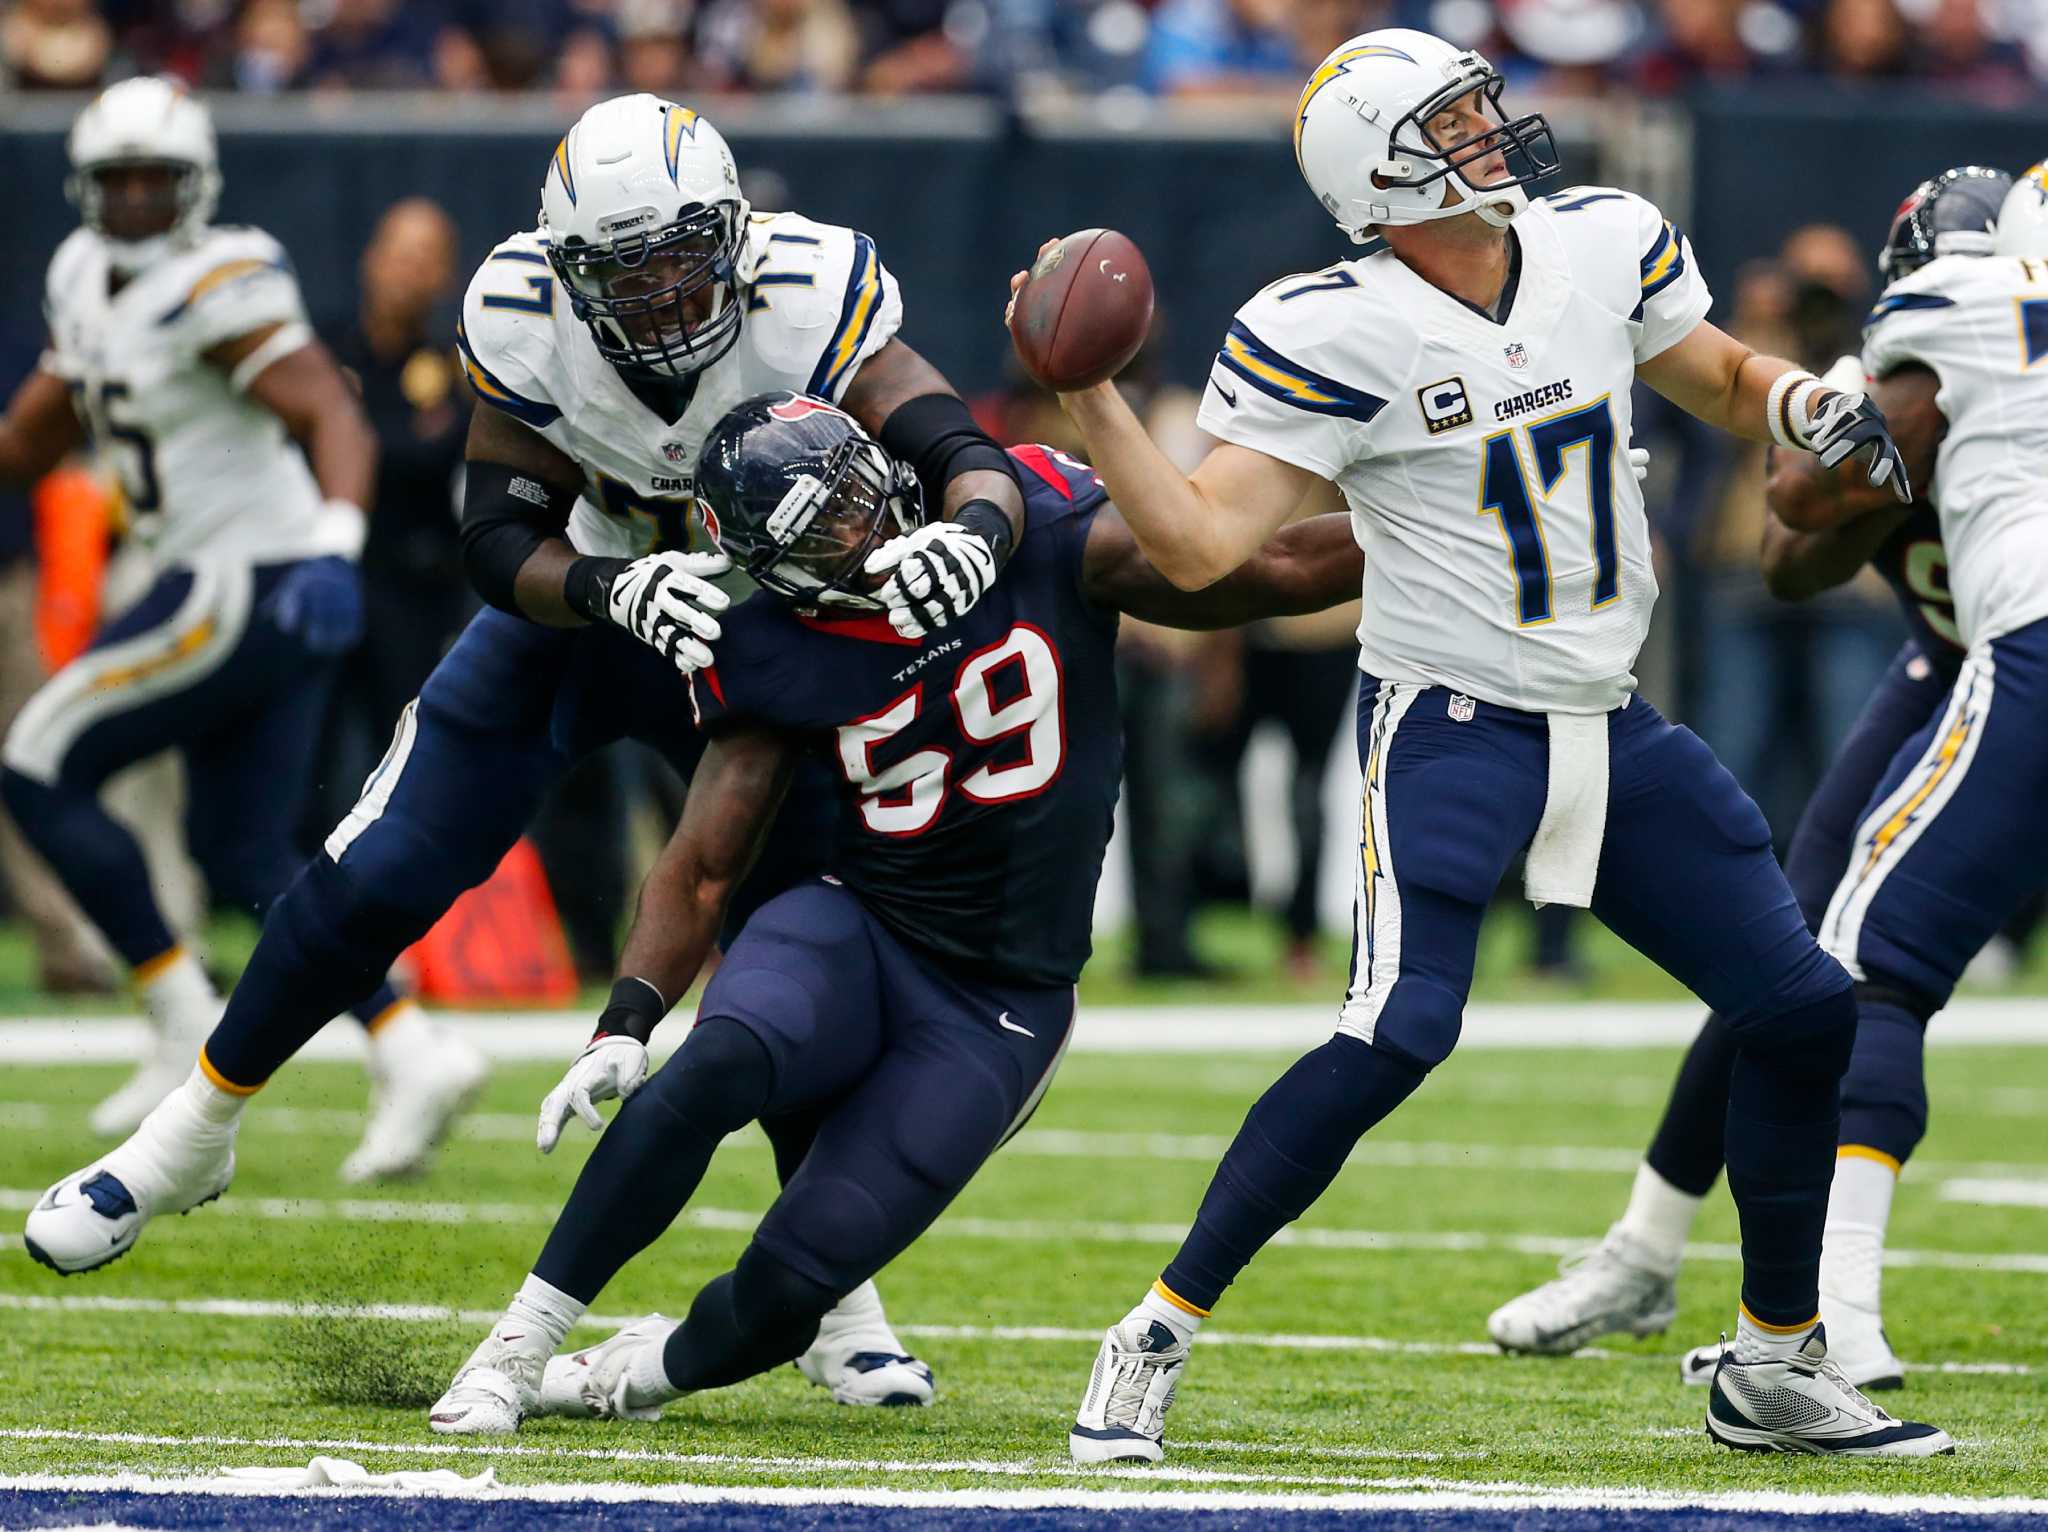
{"left": 5, "top": 0, "right": 2046, "bottom": 100}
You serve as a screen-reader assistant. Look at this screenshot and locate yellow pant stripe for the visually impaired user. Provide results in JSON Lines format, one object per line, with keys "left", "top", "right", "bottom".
{"left": 1839, "top": 1143, "right": 1902, "bottom": 1174}
{"left": 1152, "top": 1278, "right": 1211, "bottom": 1319}
{"left": 197, "top": 1045, "right": 264, "bottom": 1098}
{"left": 1739, "top": 1302, "right": 1819, "bottom": 1335}
{"left": 130, "top": 945, "right": 186, "bottom": 987}
{"left": 363, "top": 998, "right": 411, "bottom": 1037}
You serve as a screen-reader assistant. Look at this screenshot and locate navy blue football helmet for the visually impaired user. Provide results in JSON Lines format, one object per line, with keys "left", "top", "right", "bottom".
{"left": 1879, "top": 165, "right": 2011, "bottom": 281}
{"left": 695, "top": 392, "right": 924, "bottom": 609}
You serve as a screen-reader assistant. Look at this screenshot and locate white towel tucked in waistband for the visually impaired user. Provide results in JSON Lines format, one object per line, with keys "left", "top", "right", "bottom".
{"left": 1524, "top": 709, "right": 1610, "bottom": 909}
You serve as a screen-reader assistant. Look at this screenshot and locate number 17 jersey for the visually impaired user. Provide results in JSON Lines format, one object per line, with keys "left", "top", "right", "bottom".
{"left": 1198, "top": 187, "right": 1711, "bottom": 715}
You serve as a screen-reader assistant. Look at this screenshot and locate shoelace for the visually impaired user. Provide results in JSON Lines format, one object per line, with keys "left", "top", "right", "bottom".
{"left": 1812, "top": 1355, "right": 1892, "bottom": 1422}
{"left": 1101, "top": 1347, "right": 1169, "bottom": 1427}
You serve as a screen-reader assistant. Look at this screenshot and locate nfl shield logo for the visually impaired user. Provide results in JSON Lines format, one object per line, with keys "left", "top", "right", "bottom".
{"left": 662, "top": 441, "right": 690, "bottom": 464}
{"left": 1503, "top": 343, "right": 1528, "bottom": 370}
{"left": 1448, "top": 694, "right": 1476, "bottom": 723}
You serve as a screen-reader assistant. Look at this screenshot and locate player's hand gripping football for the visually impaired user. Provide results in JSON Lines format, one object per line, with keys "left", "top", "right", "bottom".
{"left": 1804, "top": 389, "right": 1912, "bottom": 503}
{"left": 865, "top": 522, "right": 1000, "bottom": 638}
{"left": 536, "top": 1033, "right": 649, "bottom": 1153}
{"left": 596, "top": 550, "right": 732, "bottom": 677}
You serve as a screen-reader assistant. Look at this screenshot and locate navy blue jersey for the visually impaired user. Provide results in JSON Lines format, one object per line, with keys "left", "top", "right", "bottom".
{"left": 689, "top": 445, "right": 1121, "bottom": 986}
{"left": 1869, "top": 506, "right": 1964, "bottom": 683}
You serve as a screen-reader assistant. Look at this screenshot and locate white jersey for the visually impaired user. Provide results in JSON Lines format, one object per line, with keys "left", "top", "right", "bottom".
{"left": 1861, "top": 254, "right": 2048, "bottom": 648}
{"left": 40, "top": 225, "right": 338, "bottom": 568}
{"left": 457, "top": 210, "right": 903, "bottom": 561}
{"left": 1197, "top": 187, "right": 1711, "bottom": 714}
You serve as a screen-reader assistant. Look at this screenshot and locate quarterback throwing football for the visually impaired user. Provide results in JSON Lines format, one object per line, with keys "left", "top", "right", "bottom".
{"left": 1033, "top": 30, "right": 1952, "bottom": 1460}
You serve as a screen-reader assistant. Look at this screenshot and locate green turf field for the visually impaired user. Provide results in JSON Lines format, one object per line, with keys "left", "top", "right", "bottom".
{"left": 1, "top": 1039, "right": 2042, "bottom": 1504}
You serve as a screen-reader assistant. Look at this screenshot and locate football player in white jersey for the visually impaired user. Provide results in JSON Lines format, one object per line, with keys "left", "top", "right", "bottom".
{"left": 0, "top": 78, "right": 483, "bottom": 1173}
{"left": 25, "top": 93, "right": 1028, "bottom": 1411}
{"left": 1035, "top": 31, "right": 1951, "bottom": 1460}
{"left": 1487, "top": 167, "right": 2006, "bottom": 1394}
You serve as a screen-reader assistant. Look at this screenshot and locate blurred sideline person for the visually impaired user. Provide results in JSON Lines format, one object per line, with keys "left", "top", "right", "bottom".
{"left": 0, "top": 79, "right": 483, "bottom": 1170}
{"left": 1493, "top": 162, "right": 2048, "bottom": 1388}
{"left": 1038, "top": 30, "right": 1949, "bottom": 1460}
{"left": 25, "top": 92, "right": 1028, "bottom": 1408}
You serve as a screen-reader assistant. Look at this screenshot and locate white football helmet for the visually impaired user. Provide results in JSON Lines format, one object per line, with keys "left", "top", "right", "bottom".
{"left": 66, "top": 76, "right": 222, "bottom": 276}
{"left": 1293, "top": 28, "right": 1558, "bottom": 241}
{"left": 1993, "top": 161, "right": 2048, "bottom": 259}
{"left": 540, "top": 94, "right": 750, "bottom": 380}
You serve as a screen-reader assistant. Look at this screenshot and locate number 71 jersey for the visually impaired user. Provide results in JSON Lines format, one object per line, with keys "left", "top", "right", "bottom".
{"left": 1199, "top": 186, "right": 1710, "bottom": 715}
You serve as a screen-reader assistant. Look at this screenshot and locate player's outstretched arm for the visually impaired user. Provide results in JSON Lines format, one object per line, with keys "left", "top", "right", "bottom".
{"left": 537, "top": 724, "right": 796, "bottom": 1151}
{"left": 1061, "top": 382, "right": 1316, "bottom": 591}
{"left": 1080, "top": 503, "right": 1360, "bottom": 629}
{"left": 1638, "top": 321, "right": 1911, "bottom": 503}
{"left": 1760, "top": 365, "right": 1943, "bottom": 536}
{"left": 841, "top": 339, "right": 1026, "bottom": 638}
{"left": 0, "top": 367, "right": 85, "bottom": 487}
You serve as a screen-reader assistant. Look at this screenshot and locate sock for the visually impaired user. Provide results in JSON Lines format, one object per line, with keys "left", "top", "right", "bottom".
{"left": 177, "top": 1064, "right": 247, "bottom": 1127}
{"left": 1159, "top": 1034, "right": 1426, "bottom": 1311}
{"left": 1733, "top": 1304, "right": 1816, "bottom": 1364}
{"left": 361, "top": 997, "right": 426, "bottom": 1075}
{"left": 1614, "top": 1162, "right": 1702, "bottom": 1275}
{"left": 1820, "top": 1150, "right": 1898, "bottom": 1314}
{"left": 1136, "top": 1281, "right": 1203, "bottom": 1346}
{"left": 505, "top": 1273, "right": 585, "bottom": 1353}
{"left": 622, "top": 1330, "right": 682, "bottom": 1410}
{"left": 136, "top": 948, "right": 220, "bottom": 1039}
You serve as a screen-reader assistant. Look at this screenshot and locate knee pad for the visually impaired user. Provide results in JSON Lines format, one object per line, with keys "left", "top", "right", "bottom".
{"left": 1727, "top": 983, "right": 1855, "bottom": 1064}
{"left": 636, "top": 1018, "right": 773, "bottom": 1141}
{"left": 1360, "top": 977, "right": 1464, "bottom": 1072}
{"left": 753, "top": 1170, "right": 892, "bottom": 1295}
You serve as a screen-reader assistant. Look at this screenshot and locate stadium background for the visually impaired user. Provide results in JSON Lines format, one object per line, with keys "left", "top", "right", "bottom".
{"left": 2, "top": 1, "right": 2048, "bottom": 996}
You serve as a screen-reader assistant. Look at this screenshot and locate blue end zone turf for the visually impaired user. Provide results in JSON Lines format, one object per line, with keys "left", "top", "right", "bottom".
{"left": 4, "top": 1494, "right": 2047, "bottom": 1531}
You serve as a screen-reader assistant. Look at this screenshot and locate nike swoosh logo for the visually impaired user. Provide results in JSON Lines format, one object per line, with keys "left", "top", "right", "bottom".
{"left": 1213, "top": 379, "right": 1238, "bottom": 407}
{"left": 997, "top": 1012, "right": 1035, "bottom": 1037}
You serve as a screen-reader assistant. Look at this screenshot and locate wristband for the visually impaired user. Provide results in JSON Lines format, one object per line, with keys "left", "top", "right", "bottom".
{"left": 563, "top": 555, "right": 629, "bottom": 624}
{"left": 1765, "top": 369, "right": 1827, "bottom": 451}
{"left": 952, "top": 497, "right": 1016, "bottom": 570}
{"left": 592, "top": 975, "right": 667, "bottom": 1046}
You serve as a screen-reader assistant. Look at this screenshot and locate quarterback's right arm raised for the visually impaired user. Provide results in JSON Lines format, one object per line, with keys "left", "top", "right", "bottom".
{"left": 0, "top": 368, "right": 83, "bottom": 487}
{"left": 1056, "top": 382, "right": 1318, "bottom": 591}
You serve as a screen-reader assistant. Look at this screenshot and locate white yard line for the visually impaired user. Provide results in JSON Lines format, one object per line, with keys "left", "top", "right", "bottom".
{"left": 2, "top": 1457, "right": 2046, "bottom": 1517}
{"left": 0, "top": 1292, "right": 2030, "bottom": 1377}
{"left": 1, "top": 999, "right": 2042, "bottom": 1064}
{"left": 1943, "top": 1178, "right": 2048, "bottom": 1209}
{"left": 7, "top": 1185, "right": 2042, "bottom": 1277}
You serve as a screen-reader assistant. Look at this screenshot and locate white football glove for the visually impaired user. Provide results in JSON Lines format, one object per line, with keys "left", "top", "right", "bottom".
{"left": 600, "top": 551, "right": 732, "bottom": 676}
{"left": 864, "top": 522, "right": 999, "bottom": 639}
{"left": 1628, "top": 445, "right": 1650, "bottom": 483}
{"left": 536, "top": 1034, "right": 649, "bottom": 1153}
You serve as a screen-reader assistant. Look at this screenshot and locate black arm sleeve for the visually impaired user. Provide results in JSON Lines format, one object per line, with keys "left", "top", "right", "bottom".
{"left": 878, "top": 391, "right": 1021, "bottom": 518}
{"left": 459, "top": 460, "right": 578, "bottom": 615}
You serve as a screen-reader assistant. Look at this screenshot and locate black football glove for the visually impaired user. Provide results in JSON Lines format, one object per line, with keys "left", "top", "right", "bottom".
{"left": 1805, "top": 389, "right": 1913, "bottom": 504}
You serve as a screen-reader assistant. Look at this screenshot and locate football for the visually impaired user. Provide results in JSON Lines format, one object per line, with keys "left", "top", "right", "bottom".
{"left": 1007, "top": 228, "right": 1155, "bottom": 392}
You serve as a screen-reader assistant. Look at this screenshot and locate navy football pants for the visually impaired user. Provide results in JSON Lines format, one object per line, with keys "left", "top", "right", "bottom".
{"left": 0, "top": 559, "right": 405, "bottom": 1031}
{"left": 201, "top": 607, "right": 829, "bottom": 1088}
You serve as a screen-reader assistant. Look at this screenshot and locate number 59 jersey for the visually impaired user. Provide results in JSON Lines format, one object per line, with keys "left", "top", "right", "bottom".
{"left": 685, "top": 446, "right": 1121, "bottom": 988}
{"left": 457, "top": 210, "right": 902, "bottom": 563}
{"left": 1197, "top": 187, "right": 1710, "bottom": 715}
{"left": 40, "top": 225, "right": 338, "bottom": 568}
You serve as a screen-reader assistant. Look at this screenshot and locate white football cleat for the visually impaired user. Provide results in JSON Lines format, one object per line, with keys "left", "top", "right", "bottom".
{"left": 1706, "top": 1325, "right": 1952, "bottom": 1456}
{"left": 429, "top": 1326, "right": 548, "bottom": 1435}
{"left": 1684, "top": 1297, "right": 1904, "bottom": 1391}
{"left": 1069, "top": 1318, "right": 1186, "bottom": 1465}
{"left": 537, "top": 1314, "right": 677, "bottom": 1421}
{"left": 89, "top": 1000, "right": 218, "bottom": 1139}
{"left": 25, "top": 1076, "right": 237, "bottom": 1275}
{"left": 796, "top": 1280, "right": 934, "bottom": 1407}
{"left": 1487, "top": 1228, "right": 1677, "bottom": 1355}
{"left": 340, "top": 1008, "right": 489, "bottom": 1183}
